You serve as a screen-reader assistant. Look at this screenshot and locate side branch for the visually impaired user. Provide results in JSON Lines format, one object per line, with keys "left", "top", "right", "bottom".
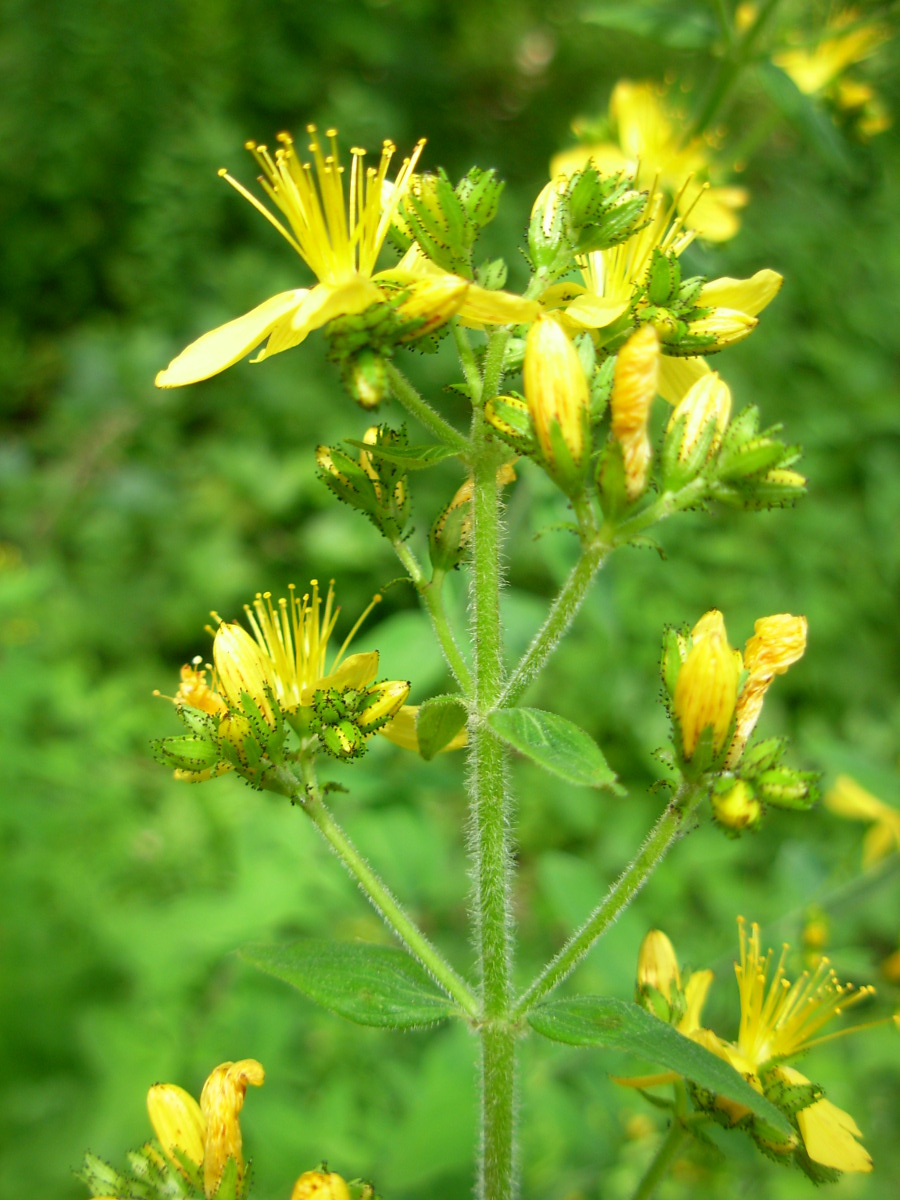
{"left": 298, "top": 760, "right": 480, "bottom": 1018}
{"left": 513, "top": 782, "right": 707, "bottom": 1016}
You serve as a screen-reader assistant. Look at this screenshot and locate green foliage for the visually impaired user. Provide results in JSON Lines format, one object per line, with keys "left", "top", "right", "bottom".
{"left": 241, "top": 941, "right": 458, "bottom": 1028}
{"left": 3, "top": 1, "right": 900, "bottom": 1198}
{"left": 488, "top": 707, "right": 623, "bottom": 791}
{"left": 527, "top": 996, "right": 790, "bottom": 1134}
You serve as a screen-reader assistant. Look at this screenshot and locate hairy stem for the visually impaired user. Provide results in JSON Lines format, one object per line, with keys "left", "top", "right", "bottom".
{"left": 298, "top": 758, "right": 480, "bottom": 1018}
{"left": 514, "top": 781, "right": 706, "bottom": 1016}
{"left": 499, "top": 537, "right": 609, "bottom": 709}
{"left": 387, "top": 362, "right": 470, "bottom": 453}
{"left": 629, "top": 1117, "right": 688, "bottom": 1200}
{"left": 392, "top": 540, "right": 473, "bottom": 694}
{"left": 469, "top": 344, "right": 517, "bottom": 1198}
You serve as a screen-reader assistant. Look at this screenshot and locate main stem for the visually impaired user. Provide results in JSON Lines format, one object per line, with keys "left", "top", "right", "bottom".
{"left": 470, "top": 340, "right": 517, "bottom": 1199}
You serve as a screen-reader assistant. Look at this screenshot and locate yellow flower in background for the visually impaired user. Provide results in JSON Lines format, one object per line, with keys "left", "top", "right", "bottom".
{"left": 551, "top": 81, "right": 749, "bottom": 242}
{"left": 774, "top": 9, "right": 888, "bottom": 97}
{"left": 824, "top": 774, "right": 900, "bottom": 865}
{"left": 147, "top": 1059, "right": 264, "bottom": 1198}
{"left": 725, "top": 613, "right": 808, "bottom": 767}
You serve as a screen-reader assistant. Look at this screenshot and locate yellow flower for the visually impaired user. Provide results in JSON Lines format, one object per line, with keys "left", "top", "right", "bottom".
{"left": 733, "top": 918, "right": 873, "bottom": 1068}
{"left": 622, "top": 921, "right": 879, "bottom": 1174}
{"left": 824, "top": 774, "right": 900, "bottom": 866}
{"left": 610, "top": 324, "right": 659, "bottom": 499}
{"left": 725, "top": 613, "right": 807, "bottom": 767}
{"left": 391, "top": 241, "right": 540, "bottom": 328}
{"left": 156, "top": 127, "right": 491, "bottom": 388}
{"left": 779, "top": 1065, "right": 872, "bottom": 1173}
{"left": 712, "top": 779, "right": 761, "bottom": 831}
{"left": 672, "top": 609, "right": 741, "bottom": 759}
{"left": 146, "top": 1059, "right": 264, "bottom": 1198}
{"left": 539, "top": 179, "right": 780, "bottom": 403}
{"left": 774, "top": 10, "right": 888, "bottom": 97}
{"left": 551, "top": 80, "right": 749, "bottom": 242}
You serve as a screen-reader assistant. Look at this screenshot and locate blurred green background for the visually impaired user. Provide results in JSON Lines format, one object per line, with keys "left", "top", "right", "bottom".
{"left": 2, "top": 1, "right": 899, "bottom": 1197}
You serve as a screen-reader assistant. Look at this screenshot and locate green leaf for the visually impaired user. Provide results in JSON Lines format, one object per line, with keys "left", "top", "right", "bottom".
{"left": 757, "top": 62, "right": 856, "bottom": 175}
{"left": 580, "top": 3, "right": 716, "bottom": 50}
{"left": 416, "top": 694, "right": 468, "bottom": 760}
{"left": 528, "top": 997, "right": 791, "bottom": 1136}
{"left": 241, "top": 939, "right": 458, "bottom": 1028}
{"left": 488, "top": 707, "right": 623, "bottom": 792}
{"left": 345, "top": 439, "right": 462, "bottom": 469}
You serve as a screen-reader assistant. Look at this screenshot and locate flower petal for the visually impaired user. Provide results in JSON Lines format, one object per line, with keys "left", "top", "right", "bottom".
{"left": 302, "top": 651, "right": 380, "bottom": 703}
{"left": 680, "top": 185, "right": 749, "bottom": 244}
{"left": 155, "top": 291, "right": 307, "bottom": 387}
{"left": 458, "top": 285, "right": 541, "bottom": 328}
{"left": 254, "top": 278, "right": 383, "bottom": 361}
{"left": 564, "top": 291, "right": 629, "bottom": 329}
{"left": 658, "top": 355, "right": 711, "bottom": 405}
{"left": 778, "top": 1067, "right": 873, "bottom": 1173}
{"left": 698, "top": 269, "right": 783, "bottom": 317}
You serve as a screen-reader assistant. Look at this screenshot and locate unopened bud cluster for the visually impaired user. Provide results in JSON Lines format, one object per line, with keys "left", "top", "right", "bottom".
{"left": 661, "top": 609, "right": 815, "bottom": 828}
{"left": 317, "top": 425, "right": 410, "bottom": 540}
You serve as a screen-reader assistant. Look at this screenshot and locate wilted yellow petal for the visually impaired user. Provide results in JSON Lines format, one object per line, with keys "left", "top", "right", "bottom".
{"left": 156, "top": 291, "right": 307, "bottom": 387}
{"left": 200, "top": 1059, "right": 265, "bottom": 1199}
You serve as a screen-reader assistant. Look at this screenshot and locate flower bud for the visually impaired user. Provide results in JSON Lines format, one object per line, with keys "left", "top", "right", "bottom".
{"left": 212, "top": 621, "right": 278, "bottom": 726}
{"left": 610, "top": 325, "right": 660, "bottom": 500}
{"left": 523, "top": 317, "right": 590, "bottom": 489}
{"left": 199, "top": 1059, "right": 264, "bottom": 1199}
{"left": 712, "top": 779, "right": 762, "bottom": 832}
{"left": 396, "top": 274, "right": 469, "bottom": 340}
{"left": 342, "top": 349, "right": 388, "bottom": 409}
{"left": 726, "top": 614, "right": 807, "bottom": 767}
{"left": 291, "top": 1170, "right": 352, "bottom": 1200}
{"left": 637, "top": 930, "right": 682, "bottom": 1003}
{"left": 357, "top": 679, "right": 411, "bottom": 731}
{"left": 146, "top": 1083, "right": 205, "bottom": 1176}
{"left": 673, "top": 610, "right": 741, "bottom": 761}
{"left": 666, "top": 372, "right": 732, "bottom": 464}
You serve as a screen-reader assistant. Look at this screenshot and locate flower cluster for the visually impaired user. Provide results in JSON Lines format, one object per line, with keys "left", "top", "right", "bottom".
{"left": 154, "top": 580, "right": 461, "bottom": 782}
{"left": 626, "top": 923, "right": 891, "bottom": 1180}
{"left": 80, "top": 1059, "right": 369, "bottom": 1200}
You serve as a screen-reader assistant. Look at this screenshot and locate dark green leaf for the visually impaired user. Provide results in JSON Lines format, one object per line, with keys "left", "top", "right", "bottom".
{"left": 416, "top": 694, "right": 468, "bottom": 760}
{"left": 757, "top": 62, "right": 856, "bottom": 175}
{"left": 489, "top": 708, "right": 623, "bottom": 791}
{"left": 345, "top": 439, "right": 462, "bottom": 469}
{"left": 528, "top": 996, "right": 791, "bottom": 1135}
{"left": 242, "top": 940, "right": 458, "bottom": 1028}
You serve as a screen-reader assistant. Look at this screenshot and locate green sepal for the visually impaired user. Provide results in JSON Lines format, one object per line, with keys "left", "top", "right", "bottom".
{"left": 589, "top": 353, "right": 615, "bottom": 422}
{"left": 345, "top": 435, "right": 459, "bottom": 471}
{"left": 484, "top": 392, "right": 538, "bottom": 457}
{"left": 429, "top": 498, "right": 472, "bottom": 572}
{"left": 754, "top": 765, "right": 819, "bottom": 810}
{"left": 740, "top": 737, "right": 786, "bottom": 776}
{"left": 596, "top": 437, "right": 630, "bottom": 519}
{"left": 660, "top": 625, "right": 687, "bottom": 701}
{"left": 177, "top": 705, "right": 220, "bottom": 739}
{"left": 647, "top": 248, "right": 682, "bottom": 307}
{"left": 151, "top": 734, "right": 222, "bottom": 773}
{"left": 476, "top": 257, "right": 508, "bottom": 290}
{"left": 456, "top": 166, "right": 505, "bottom": 229}
{"left": 400, "top": 169, "right": 475, "bottom": 277}
{"left": 660, "top": 408, "right": 720, "bottom": 492}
